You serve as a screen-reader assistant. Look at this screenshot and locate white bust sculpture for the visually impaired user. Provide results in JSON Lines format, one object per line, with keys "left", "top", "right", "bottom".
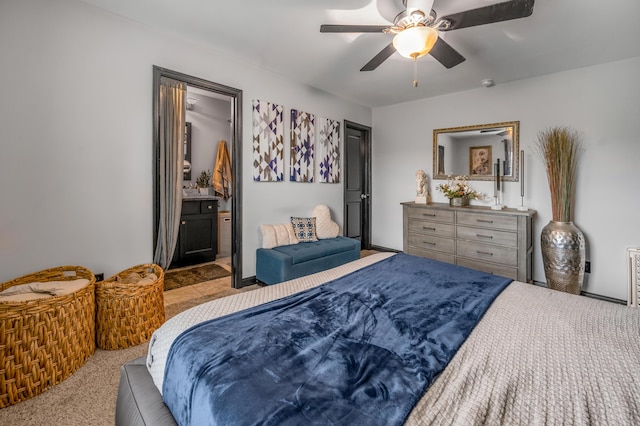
{"left": 415, "top": 169, "right": 429, "bottom": 204}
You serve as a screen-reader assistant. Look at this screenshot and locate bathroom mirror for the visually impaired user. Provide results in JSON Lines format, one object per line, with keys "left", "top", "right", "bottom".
{"left": 433, "top": 121, "right": 519, "bottom": 182}
{"left": 184, "top": 122, "right": 192, "bottom": 180}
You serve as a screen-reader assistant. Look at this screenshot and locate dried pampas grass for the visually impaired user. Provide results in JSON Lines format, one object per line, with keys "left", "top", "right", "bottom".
{"left": 535, "top": 127, "right": 583, "bottom": 222}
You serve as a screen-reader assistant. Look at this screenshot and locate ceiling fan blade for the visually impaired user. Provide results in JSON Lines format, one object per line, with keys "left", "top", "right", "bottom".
{"left": 360, "top": 43, "right": 396, "bottom": 71}
{"left": 320, "top": 24, "right": 389, "bottom": 33}
{"left": 440, "top": 0, "right": 535, "bottom": 31}
{"left": 429, "top": 38, "right": 465, "bottom": 69}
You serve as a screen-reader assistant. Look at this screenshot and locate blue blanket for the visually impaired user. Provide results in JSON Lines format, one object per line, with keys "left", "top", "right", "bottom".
{"left": 163, "top": 253, "right": 512, "bottom": 425}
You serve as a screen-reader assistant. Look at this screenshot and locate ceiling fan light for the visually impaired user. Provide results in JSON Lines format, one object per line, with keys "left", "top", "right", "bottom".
{"left": 393, "top": 26, "right": 438, "bottom": 59}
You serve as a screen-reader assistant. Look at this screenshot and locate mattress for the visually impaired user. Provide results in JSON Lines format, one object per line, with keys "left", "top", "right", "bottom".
{"left": 129, "top": 252, "right": 640, "bottom": 425}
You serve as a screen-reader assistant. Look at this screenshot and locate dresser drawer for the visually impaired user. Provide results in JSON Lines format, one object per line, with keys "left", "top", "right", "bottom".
{"left": 408, "top": 233, "right": 455, "bottom": 254}
{"left": 456, "top": 225, "right": 517, "bottom": 247}
{"left": 457, "top": 240, "right": 517, "bottom": 266}
{"left": 408, "top": 220, "right": 454, "bottom": 238}
{"left": 456, "top": 212, "right": 517, "bottom": 231}
{"left": 407, "top": 247, "right": 455, "bottom": 265}
{"left": 456, "top": 258, "right": 518, "bottom": 280}
{"left": 407, "top": 207, "right": 454, "bottom": 224}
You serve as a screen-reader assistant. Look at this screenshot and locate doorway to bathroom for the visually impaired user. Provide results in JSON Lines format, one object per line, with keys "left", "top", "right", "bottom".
{"left": 152, "top": 66, "right": 244, "bottom": 289}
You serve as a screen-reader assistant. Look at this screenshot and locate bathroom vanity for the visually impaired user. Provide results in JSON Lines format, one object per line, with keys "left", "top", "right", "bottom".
{"left": 172, "top": 196, "right": 218, "bottom": 267}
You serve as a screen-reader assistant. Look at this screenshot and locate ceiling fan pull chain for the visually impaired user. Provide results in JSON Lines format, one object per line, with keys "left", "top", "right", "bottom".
{"left": 413, "top": 58, "right": 419, "bottom": 87}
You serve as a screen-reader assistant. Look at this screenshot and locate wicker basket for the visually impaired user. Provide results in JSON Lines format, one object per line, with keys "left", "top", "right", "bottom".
{"left": 0, "top": 266, "right": 96, "bottom": 408}
{"left": 95, "top": 263, "right": 165, "bottom": 350}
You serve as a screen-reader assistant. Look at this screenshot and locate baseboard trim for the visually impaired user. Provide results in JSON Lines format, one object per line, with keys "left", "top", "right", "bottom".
{"left": 240, "top": 276, "right": 258, "bottom": 288}
{"left": 532, "top": 280, "right": 626, "bottom": 305}
{"left": 369, "top": 245, "right": 401, "bottom": 253}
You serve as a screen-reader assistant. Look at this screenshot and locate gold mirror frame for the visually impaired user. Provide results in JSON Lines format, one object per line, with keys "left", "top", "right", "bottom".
{"left": 433, "top": 121, "right": 520, "bottom": 182}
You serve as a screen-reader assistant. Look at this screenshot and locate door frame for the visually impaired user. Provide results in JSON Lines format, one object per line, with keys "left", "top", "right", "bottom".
{"left": 152, "top": 66, "right": 244, "bottom": 289}
{"left": 343, "top": 120, "right": 372, "bottom": 249}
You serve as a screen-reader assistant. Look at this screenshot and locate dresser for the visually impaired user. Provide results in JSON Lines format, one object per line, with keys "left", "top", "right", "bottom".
{"left": 402, "top": 202, "right": 536, "bottom": 282}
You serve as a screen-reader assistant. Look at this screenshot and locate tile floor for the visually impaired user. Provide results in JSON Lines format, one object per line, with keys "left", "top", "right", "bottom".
{"left": 163, "top": 257, "right": 256, "bottom": 306}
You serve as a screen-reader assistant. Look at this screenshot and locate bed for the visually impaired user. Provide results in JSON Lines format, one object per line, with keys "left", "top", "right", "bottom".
{"left": 116, "top": 253, "right": 640, "bottom": 425}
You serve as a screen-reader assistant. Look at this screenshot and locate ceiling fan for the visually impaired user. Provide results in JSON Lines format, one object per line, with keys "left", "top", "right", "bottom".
{"left": 320, "top": 0, "right": 535, "bottom": 73}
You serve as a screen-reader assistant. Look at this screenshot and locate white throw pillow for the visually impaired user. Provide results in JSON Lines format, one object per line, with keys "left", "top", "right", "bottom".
{"left": 259, "top": 223, "right": 299, "bottom": 248}
{"left": 312, "top": 205, "right": 339, "bottom": 239}
{"left": 259, "top": 224, "right": 277, "bottom": 249}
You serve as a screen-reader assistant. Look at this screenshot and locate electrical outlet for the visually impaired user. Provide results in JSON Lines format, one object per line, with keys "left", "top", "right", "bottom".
{"left": 585, "top": 261, "right": 591, "bottom": 274}
{"left": 95, "top": 273, "right": 104, "bottom": 282}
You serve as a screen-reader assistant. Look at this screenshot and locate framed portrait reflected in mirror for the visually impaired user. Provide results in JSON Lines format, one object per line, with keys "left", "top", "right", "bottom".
{"left": 469, "top": 146, "right": 492, "bottom": 176}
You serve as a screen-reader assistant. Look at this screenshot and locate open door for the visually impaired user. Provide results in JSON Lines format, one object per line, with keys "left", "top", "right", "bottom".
{"left": 152, "top": 66, "right": 245, "bottom": 289}
{"left": 343, "top": 120, "right": 372, "bottom": 249}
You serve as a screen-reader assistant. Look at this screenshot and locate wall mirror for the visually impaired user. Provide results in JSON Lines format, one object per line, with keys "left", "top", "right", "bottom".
{"left": 433, "top": 121, "right": 519, "bottom": 182}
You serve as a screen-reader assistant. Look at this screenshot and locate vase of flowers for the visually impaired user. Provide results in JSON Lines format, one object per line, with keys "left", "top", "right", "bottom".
{"left": 436, "top": 175, "right": 481, "bottom": 207}
{"left": 536, "top": 126, "right": 585, "bottom": 294}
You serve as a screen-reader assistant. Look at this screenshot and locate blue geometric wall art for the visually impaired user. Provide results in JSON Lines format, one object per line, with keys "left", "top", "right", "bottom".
{"left": 290, "top": 109, "right": 315, "bottom": 182}
{"left": 317, "top": 117, "right": 340, "bottom": 183}
{"left": 252, "top": 99, "right": 284, "bottom": 182}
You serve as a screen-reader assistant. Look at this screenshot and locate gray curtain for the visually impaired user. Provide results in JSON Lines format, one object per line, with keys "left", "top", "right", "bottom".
{"left": 154, "top": 77, "right": 186, "bottom": 268}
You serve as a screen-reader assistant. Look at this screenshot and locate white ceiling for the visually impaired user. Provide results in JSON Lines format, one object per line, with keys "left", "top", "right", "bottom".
{"left": 80, "top": 0, "right": 640, "bottom": 108}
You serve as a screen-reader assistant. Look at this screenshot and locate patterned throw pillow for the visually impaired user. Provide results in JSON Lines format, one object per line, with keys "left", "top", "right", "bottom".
{"left": 290, "top": 217, "right": 319, "bottom": 242}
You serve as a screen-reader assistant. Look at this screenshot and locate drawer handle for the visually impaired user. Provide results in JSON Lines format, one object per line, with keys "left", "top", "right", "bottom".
{"left": 422, "top": 213, "right": 436, "bottom": 217}
{"left": 423, "top": 241, "right": 436, "bottom": 246}
{"left": 423, "top": 227, "right": 436, "bottom": 231}
{"left": 477, "top": 219, "right": 494, "bottom": 224}
{"left": 207, "top": 205, "right": 213, "bottom": 209}
{"left": 477, "top": 250, "right": 493, "bottom": 256}
{"left": 181, "top": 221, "right": 186, "bottom": 225}
{"left": 476, "top": 234, "right": 493, "bottom": 239}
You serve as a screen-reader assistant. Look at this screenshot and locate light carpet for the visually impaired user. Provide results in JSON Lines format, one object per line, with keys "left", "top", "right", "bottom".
{"left": 0, "top": 280, "right": 257, "bottom": 426}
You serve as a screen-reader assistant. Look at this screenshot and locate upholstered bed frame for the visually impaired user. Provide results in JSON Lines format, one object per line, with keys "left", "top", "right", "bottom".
{"left": 116, "top": 356, "right": 177, "bottom": 426}
{"left": 116, "top": 253, "right": 640, "bottom": 425}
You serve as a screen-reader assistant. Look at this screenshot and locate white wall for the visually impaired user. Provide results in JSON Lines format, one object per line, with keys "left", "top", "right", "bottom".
{"left": 0, "top": 0, "right": 371, "bottom": 282}
{"left": 372, "top": 55, "right": 640, "bottom": 301}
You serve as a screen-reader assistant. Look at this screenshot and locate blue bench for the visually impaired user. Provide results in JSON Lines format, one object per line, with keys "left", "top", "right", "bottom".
{"left": 256, "top": 236, "right": 361, "bottom": 285}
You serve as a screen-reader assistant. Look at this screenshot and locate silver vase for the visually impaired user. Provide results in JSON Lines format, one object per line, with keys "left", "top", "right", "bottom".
{"left": 540, "top": 221, "right": 585, "bottom": 294}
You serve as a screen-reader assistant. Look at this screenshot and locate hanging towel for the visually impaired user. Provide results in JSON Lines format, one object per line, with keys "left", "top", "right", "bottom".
{"left": 213, "top": 139, "right": 232, "bottom": 200}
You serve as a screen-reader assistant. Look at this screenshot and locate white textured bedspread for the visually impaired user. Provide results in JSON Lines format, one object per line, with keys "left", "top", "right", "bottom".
{"left": 148, "top": 253, "right": 640, "bottom": 424}
{"left": 407, "top": 281, "right": 640, "bottom": 425}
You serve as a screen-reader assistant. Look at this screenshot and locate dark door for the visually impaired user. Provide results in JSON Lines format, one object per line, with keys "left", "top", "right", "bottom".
{"left": 343, "top": 121, "right": 371, "bottom": 249}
